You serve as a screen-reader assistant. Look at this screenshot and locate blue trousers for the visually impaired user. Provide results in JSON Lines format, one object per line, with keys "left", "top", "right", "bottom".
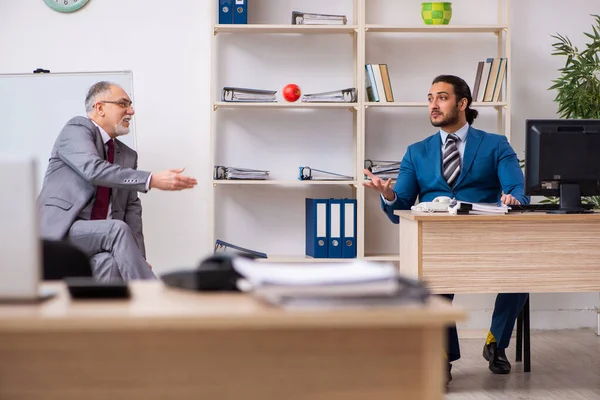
{"left": 442, "top": 293, "right": 529, "bottom": 362}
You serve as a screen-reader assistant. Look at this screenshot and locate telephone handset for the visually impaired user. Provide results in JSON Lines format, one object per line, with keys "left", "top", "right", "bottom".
{"left": 411, "top": 196, "right": 453, "bottom": 212}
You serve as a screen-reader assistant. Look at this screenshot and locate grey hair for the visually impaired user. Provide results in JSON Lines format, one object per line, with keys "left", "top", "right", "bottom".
{"left": 85, "top": 81, "right": 116, "bottom": 112}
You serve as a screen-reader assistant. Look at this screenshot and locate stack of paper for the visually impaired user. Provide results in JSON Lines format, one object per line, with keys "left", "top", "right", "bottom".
{"left": 291, "top": 11, "right": 347, "bottom": 25}
{"left": 449, "top": 201, "right": 509, "bottom": 215}
{"left": 232, "top": 258, "right": 429, "bottom": 310}
{"left": 364, "top": 159, "right": 401, "bottom": 180}
{"left": 301, "top": 88, "right": 357, "bottom": 103}
{"left": 222, "top": 87, "right": 277, "bottom": 102}
{"left": 214, "top": 166, "right": 270, "bottom": 180}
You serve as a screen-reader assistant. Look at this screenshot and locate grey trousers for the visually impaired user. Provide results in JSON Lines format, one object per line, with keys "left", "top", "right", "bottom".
{"left": 67, "top": 219, "right": 157, "bottom": 282}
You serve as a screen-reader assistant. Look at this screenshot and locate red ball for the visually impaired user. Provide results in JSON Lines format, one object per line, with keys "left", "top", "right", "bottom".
{"left": 282, "top": 84, "right": 301, "bottom": 102}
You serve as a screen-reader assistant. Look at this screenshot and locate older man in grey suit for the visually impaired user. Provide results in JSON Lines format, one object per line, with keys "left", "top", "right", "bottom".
{"left": 38, "top": 81, "right": 197, "bottom": 281}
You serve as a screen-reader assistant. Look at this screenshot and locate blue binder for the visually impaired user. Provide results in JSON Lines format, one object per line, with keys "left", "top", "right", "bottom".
{"left": 218, "top": 0, "right": 233, "bottom": 24}
{"left": 305, "top": 198, "right": 329, "bottom": 258}
{"left": 233, "top": 0, "right": 247, "bottom": 24}
{"left": 341, "top": 198, "right": 357, "bottom": 258}
{"left": 328, "top": 199, "right": 343, "bottom": 258}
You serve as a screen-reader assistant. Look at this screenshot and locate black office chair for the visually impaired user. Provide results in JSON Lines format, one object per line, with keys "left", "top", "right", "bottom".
{"left": 42, "top": 240, "right": 93, "bottom": 280}
{"left": 515, "top": 296, "right": 531, "bottom": 372}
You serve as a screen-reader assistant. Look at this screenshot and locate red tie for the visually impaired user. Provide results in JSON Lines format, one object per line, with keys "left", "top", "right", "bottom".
{"left": 90, "top": 139, "right": 114, "bottom": 220}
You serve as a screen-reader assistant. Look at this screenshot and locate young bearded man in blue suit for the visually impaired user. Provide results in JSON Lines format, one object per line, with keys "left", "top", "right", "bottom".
{"left": 363, "top": 75, "right": 529, "bottom": 385}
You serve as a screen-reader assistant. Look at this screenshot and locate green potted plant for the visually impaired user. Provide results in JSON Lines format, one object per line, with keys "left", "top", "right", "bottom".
{"left": 541, "top": 14, "right": 600, "bottom": 207}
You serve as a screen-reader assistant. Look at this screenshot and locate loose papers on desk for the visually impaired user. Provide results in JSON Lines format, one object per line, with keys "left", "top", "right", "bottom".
{"left": 222, "top": 87, "right": 277, "bottom": 102}
{"left": 448, "top": 201, "right": 509, "bottom": 215}
{"left": 364, "top": 159, "right": 401, "bottom": 180}
{"left": 291, "top": 11, "right": 348, "bottom": 25}
{"left": 301, "top": 88, "right": 357, "bottom": 103}
{"left": 231, "top": 257, "right": 429, "bottom": 310}
{"left": 214, "top": 166, "right": 270, "bottom": 180}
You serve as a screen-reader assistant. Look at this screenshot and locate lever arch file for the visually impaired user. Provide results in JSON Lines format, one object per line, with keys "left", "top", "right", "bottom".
{"left": 306, "top": 198, "right": 329, "bottom": 258}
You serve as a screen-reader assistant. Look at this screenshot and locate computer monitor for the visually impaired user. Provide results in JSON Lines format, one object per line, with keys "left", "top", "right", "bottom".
{"left": 525, "top": 119, "right": 600, "bottom": 214}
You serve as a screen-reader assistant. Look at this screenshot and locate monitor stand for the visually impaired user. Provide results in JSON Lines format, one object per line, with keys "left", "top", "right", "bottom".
{"left": 548, "top": 183, "right": 593, "bottom": 214}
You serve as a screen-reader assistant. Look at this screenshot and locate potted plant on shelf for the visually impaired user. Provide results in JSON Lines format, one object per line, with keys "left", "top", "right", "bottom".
{"left": 541, "top": 14, "right": 600, "bottom": 207}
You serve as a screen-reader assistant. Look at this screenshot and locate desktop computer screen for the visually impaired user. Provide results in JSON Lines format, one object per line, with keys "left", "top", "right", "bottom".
{"left": 525, "top": 119, "right": 600, "bottom": 213}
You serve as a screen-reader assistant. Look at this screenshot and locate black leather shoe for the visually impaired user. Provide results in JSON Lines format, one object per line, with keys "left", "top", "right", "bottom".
{"left": 482, "top": 342, "right": 511, "bottom": 374}
{"left": 446, "top": 362, "right": 452, "bottom": 386}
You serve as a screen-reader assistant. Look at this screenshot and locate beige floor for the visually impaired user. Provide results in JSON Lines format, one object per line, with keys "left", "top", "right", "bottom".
{"left": 447, "top": 329, "right": 600, "bottom": 400}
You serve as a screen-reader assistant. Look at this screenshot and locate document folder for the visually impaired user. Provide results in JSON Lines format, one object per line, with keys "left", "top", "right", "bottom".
{"left": 214, "top": 239, "right": 267, "bottom": 258}
{"left": 306, "top": 198, "right": 329, "bottom": 258}
{"left": 222, "top": 87, "right": 277, "bottom": 102}
{"left": 341, "top": 198, "right": 357, "bottom": 258}
{"left": 299, "top": 166, "right": 353, "bottom": 181}
{"left": 233, "top": 0, "right": 247, "bottom": 24}
{"left": 218, "top": 0, "right": 233, "bottom": 24}
{"left": 328, "top": 199, "right": 342, "bottom": 258}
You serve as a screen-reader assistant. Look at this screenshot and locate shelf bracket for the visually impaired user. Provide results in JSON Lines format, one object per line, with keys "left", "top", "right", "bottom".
{"left": 214, "top": 27, "right": 219, "bottom": 36}
{"left": 213, "top": 104, "right": 219, "bottom": 111}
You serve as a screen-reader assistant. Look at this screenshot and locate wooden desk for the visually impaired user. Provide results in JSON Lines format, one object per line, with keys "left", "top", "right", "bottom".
{"left": 0, "top": 282, "right": 465, "bottom": 400}
{"left": 396, "top": 211, "right": 600, "bottom": 294}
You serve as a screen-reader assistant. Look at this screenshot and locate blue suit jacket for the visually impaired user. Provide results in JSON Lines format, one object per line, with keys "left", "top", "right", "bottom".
{"left": 382, "top": 126, "right": 529, "bottom": 223}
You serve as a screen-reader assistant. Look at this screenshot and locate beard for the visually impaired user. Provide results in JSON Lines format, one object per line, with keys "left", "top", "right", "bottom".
{"left": 430, "top": 105, "right": 460, "bottom": 128}
{"left": 114, "top": 117, "right": 131, "bottom": 136}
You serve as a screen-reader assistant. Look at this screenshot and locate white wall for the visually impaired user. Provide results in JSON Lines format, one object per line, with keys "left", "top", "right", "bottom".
{"left": 1, "top": 0, "right": 598, "bottom": 330}
{"left": 0, "top": 0, "right": 212, "bottom": 273}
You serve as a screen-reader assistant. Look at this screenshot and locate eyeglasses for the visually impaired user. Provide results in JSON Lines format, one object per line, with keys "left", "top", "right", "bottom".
{"left": 98, "top": 100, "right": 134, "bottom": 109}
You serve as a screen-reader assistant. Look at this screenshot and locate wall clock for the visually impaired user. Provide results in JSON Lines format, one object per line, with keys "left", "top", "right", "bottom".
{"left": 43, "top": 0, "right": 90, "bottom": 13}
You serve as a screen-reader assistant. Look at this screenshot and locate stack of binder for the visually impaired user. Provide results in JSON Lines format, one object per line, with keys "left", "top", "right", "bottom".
{"left": 218, "top": 0, "right": 247, "bottom": 24}
{"left": 364, "top": 159, "right": 401, "bottom": 180}
{"left": 301, "top": 88, "right": 357, "bottom": 103}
{"left": 222, "top": 87, "right": 277, "bottom": 102}
{"left": 299, "top": 166, "right": 353, "bottom": 181}
{"left": 306, "top": 198, "right": 357, "bottom": 259}
{"left": 291, "top": 11, "right": 347, "bottom": 25}
{"left": 214, "top": 166, "right": 270, "bottom": 180}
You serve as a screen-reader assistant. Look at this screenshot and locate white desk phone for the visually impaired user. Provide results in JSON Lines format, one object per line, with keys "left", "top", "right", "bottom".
{"left": 411, "top": 196, "right": 453, "bottom": 212}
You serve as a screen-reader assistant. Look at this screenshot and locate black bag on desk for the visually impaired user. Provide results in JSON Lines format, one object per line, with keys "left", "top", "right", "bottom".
{"left": 161, "top": 253, "right": 254, "bottom": 292}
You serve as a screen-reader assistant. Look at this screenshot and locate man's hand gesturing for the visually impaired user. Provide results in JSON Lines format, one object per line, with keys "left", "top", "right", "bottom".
{"left": 363, "top": 169, "right": 395, "bottom": 201}
{"left": 150, "top": 168, "right": 198, "bottom": 191}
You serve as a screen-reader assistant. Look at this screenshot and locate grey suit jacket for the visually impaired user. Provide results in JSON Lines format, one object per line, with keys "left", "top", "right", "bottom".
{"left": 38, "top": 116, "right": 151, "bottom": 257}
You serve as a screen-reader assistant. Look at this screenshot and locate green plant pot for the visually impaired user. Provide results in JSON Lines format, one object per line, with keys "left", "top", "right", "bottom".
{"left": 421, "top": 2, "right": 452, "bottom": 25}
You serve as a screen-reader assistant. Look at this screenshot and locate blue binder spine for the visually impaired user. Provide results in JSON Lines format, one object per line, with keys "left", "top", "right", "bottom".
{"left": 233, "top": 0, "right": 248, "bottom": 24}
{"left": 218, "top": 0, "right": 233, "bottom": 24}
{"left": 327, "top": 198, "right": 343, "bottom": 258}
{"left": 341, "top": 198, "right": 357, "bottom": 258}
{"left": 305, "top": 198, "right": 329, "bottom": 258}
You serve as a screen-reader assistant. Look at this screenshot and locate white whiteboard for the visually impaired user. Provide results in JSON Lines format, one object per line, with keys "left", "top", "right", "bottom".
{"left": 0, "top": 71, "right": 136, "bottom": 192}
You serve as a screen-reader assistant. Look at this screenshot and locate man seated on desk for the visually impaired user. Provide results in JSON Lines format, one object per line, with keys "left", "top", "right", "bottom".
{"left": 38, "top": 81, "right": 197, "bottom": 282}
{"left": 363, "top": 75, "right": 529, "bottom": 384}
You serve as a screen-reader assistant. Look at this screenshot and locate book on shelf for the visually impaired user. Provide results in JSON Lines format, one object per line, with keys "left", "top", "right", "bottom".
{"left": 365, "top": 64, "right": 394, "bottom": 102}
{"left": 214, "top": 166, "right": 270, "bottom": 180}
{"left": 291, "top": 11, "right": 347, "bottom": 25}
{"left": 472, "top": 57, "right": 507, "bottom": 102}
{"left": 301, "top": 87, "right": 356, "bottom": 103}
{"left": 231, "top": 257, "right": 430, "bottom": 310}
{"left": 221, "top": 87, "right": 277, "bottom": 102}
{"left": 299, "top": 166, "right": 353, "bottom": 181}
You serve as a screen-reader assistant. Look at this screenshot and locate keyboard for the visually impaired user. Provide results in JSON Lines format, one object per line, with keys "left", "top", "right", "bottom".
{"left": 509, "top": 203, "right": 594, "bottom": 212}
